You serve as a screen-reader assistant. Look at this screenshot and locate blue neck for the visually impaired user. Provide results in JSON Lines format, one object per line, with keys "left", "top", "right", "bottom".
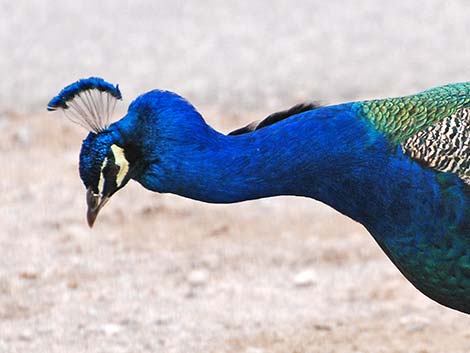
{"left": 122, "top": 103, "right": 445, "bottom": 230}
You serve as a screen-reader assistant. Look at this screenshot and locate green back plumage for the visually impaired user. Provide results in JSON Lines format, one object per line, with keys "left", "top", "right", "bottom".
{"left": 359, "top": 82, "right": 470, "bottom": 143}
{"left": 356, "top": 83, "right": 470, "bottom": 183}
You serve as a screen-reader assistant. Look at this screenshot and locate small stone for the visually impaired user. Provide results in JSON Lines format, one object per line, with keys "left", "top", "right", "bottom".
{"left": 19, "top": 270, "right": 39, "bottom": 280}
{"left": 399, "top": 315, "right": 430, "bottom": 332}
{"left": 245, "top": 347, "right": 264, "bottom": 353}
{"left": 64, "top": 224, "right": 88, "bottom": 238}
{"left": 313, "top": 323, "right": 332, "bottom": 331}
{"left": 101, "top": 323, "right": 123, "bottom": 336}
{"left": 210, "top": 225, "right": 229, "bottom": 236}
{"left": 201, "top": 254, "right": 220, "bottom": 269}
{"left": 293, "top": 270, "right": 317, "bottom": 287}
{"left": 18, "top": 329, "right": 33, "bottom": 341}
{"left": 187, "top": 269, "right": 209, "bottom": 286}
{"left": 154, "top": 315, "right": 171, "bottom": 326}
{"left": 14, "top": 127, "right": 31, "bottom": 145}
{"left": 67, "top": 279, "right": 79, "bottom": 289}
{"left": 88, "top": 308, "right": 98, "bottom": 317}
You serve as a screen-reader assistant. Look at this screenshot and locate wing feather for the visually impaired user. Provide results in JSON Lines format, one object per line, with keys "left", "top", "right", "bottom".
{"left": 402, "top": 108, "right": 470, "bottom": 183}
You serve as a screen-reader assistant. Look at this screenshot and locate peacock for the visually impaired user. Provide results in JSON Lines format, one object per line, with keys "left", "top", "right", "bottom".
{"left": 48, "top": 77, "right": 470, "bottom": 315}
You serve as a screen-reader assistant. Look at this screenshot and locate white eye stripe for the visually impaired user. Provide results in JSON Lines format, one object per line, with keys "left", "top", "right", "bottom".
{"left": 110, "top": 144, "right": 130, "bottom": 187}
{"left": 98, "top": 157, "right": 108, "bottom": 195}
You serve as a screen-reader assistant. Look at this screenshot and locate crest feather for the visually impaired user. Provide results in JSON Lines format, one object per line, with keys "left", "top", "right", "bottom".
{"left": 47, "top": 77, "right": 122, "bottom": 133}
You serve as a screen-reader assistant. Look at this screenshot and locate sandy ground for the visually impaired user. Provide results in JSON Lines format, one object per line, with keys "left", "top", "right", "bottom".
{"left": 3, "top": 1, "right": 470, "bottom": 352}
{"left": 1, "top": 110, "right": 470, "bottom": 353}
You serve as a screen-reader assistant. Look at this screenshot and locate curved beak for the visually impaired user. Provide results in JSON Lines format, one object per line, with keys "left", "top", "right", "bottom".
{"left": 86, "top": 187, "right": 110, "bottom": 228}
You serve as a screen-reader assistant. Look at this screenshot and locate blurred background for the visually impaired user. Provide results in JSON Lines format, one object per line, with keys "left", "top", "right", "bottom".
{"left": 1, "top": 1, "right": 470, "bottom": 352}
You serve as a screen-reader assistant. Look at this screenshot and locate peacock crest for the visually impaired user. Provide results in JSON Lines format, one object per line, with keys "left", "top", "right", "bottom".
{"left": 47, "top": 77, "right": 122, "bottom": 133}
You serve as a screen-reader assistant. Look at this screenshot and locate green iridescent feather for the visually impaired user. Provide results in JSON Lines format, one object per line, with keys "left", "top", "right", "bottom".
{"left": 358, "top": 82, "right": 470, "bottom": 143}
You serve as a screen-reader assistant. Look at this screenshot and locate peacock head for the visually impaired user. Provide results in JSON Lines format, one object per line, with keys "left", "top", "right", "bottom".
{"left": 48, "top": 77, "right": 134, "bottom": 227}
{"left": 79, "top": 131, "right": 134, "bottom": 227}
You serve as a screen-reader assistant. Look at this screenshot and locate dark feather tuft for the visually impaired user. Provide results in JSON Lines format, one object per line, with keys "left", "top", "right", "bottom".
{"left": 229, "top": 102, "right": 320, "bottom": 135}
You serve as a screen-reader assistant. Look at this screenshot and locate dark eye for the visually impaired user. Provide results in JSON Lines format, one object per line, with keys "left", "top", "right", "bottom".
{"left": 101, "top": 162, "right": 121, "bottom": 196}
{"left": 104, "top": 163, "right": 120, "bottom": 179}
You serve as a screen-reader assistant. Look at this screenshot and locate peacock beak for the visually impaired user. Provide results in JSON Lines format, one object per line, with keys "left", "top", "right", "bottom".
{"left": 86, "top": 187, "right": 110, "bottom": 227}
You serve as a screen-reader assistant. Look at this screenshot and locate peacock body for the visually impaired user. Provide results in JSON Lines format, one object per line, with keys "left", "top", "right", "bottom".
{"left": 48, "top": 78, "right": 470, "bottom": 314}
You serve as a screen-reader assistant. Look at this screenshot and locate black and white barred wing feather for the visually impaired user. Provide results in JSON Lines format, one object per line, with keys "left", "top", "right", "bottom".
{"left": 403, "top": 108, "right": 470, "bottom": 184}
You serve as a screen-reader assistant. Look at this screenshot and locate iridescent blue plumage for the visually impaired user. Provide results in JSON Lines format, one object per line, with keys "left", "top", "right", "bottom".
{"left": 49, "top": 79, "right": 470, "bottom": 315}
{"left": 79, "top": 131, "right": 114, "bottom": 191}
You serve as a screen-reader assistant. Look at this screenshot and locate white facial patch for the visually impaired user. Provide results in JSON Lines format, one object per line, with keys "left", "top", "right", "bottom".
{"left": 110, "top": 144, "right": 130, "bottom": 187}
